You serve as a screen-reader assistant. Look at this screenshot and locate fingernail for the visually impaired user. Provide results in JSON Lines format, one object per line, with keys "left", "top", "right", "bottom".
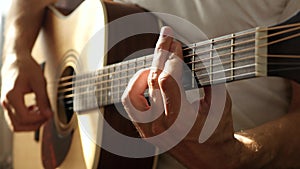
{"left": 160, "top": 26, "right": 173, "bottom": 38}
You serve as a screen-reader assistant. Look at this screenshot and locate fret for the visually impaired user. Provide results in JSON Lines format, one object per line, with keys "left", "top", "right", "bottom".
{"left": 108, "top": 65, "right": 115, "bottom": 104}
{"left": 144, "top": 55, "right": 147, "bottom": 69}
{"left": 192, "top": 44, "right": 196, "bottom": 88}
{"left": 103, "top": 68, "right": 108, "bottom": 105}
{"left": 145, "top": 54, "right": 153, "bottom": 68}
{"left": 255, "top": 27, "right": 268, "bottom": 76}
{"left": 114, "top": 63, "right": 121, "bottom": 104}
{"left": 230, "top": 34, "right": 235, "bottom": 81}
{"left": 193, "top": 40, "right": 211, "bottom": 86}
{"left": 128, "top": 59, "right": 136, "bottom": 78}
{"left": 85, "top": 72, "right": 97, "bottom": 110}
{"left": 213, "top": 34, "right": 234, "bottom": 83}
{"left": 136, "top": 57, "right": 145, "bottom": 70}
{"left": 210, "top": 39, "right": 213, "bottom": 84}
{"left": 233, "top": 29, "right": 256, "bottom": 80}
{"left": 97, "top": 69, "right": 102, "bottom": 107}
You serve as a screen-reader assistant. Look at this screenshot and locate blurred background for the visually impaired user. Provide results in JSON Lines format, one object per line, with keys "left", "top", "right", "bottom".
{"left": 0, "top": 1, "right": 13, "bottom": 169}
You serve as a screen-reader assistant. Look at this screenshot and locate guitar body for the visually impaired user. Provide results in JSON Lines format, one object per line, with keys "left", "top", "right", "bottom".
{"left": 13, "top": 0, "right": 159, "bottom": 168}
{"left": 13, "top": 0, "right": 299, "bottom": 168}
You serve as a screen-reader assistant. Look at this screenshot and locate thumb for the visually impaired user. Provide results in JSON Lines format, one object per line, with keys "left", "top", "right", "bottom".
{"left": 32, "top": 77, "right": 53, "bottom": 118}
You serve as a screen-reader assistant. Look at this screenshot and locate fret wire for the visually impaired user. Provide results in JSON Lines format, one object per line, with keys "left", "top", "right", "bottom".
{"left": 182, "top": 29, "right": 256, "bottom": 51}
{"left": 59, "top": 24, "right": 299, "bottom": 85}
{"left": 192, "top": 55, "right": 255, "bottom": 72}
{"left": 185, "top": 46, "right": 254, "bottom": 66}
{"left": 180, "top": 23, "right": 299, "bottom": 52}
{"left": 63, "top": 70, "right": 258, "bottom": 104}
{"left": 192, "top": 43, "right": 196, "bottom": 88}
{"left": 196, "top": 64, "right": 255, "bottom": 79}
{"left": 231, "top": 33, "right": 235, "bottom": 81}
{"left": 59, "top": 64, "right": 150, "bottom": 93}
{"left": 184, "top": 37, "right": 255, "bottom": 58}
{"left": 184, "top": 25, "right": 299, "bottom": 61}
{"left": 59, "top": 26, "right": 300, "bottom": 92}
{"left": 59, "top": 50, "right": 299, "bottom": 94}
{"left": 58, "top": 57, "right": 154, "bottom": 86}
{"left": 59, "top": 23, "right": 300, "bottom": 83}
{"left": 58, "top": 53, "right": 256, "bottom": 94}
{"left": 210, "top": 39, "right": 213, "bottom": 83}
{"left": 61, "top": 63, "right": 259, "bottom": 100}
{"left": 59, "top": 44, "right": 300, "bottom": 95}
{"left": 70, "top": 64, "right": 300, "bottom": 108}
{"left": 186, "top": 30, "right": 300, "bottom": 66}
{"left": 58, "top": 61, "right": 152, "bottom": 88}
{"left": 198, "top": 72, "right": 256, "bottom": 86}
{"left": 183, "top": 24, "right": 300, "bottom": 55}
{"left": 74, "top": 71, "right": 255, "bottom": 106}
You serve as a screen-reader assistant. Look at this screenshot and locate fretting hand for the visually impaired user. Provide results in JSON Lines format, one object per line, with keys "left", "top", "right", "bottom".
{"left": 122, "top": 27, "right": 241, "bottom": 169}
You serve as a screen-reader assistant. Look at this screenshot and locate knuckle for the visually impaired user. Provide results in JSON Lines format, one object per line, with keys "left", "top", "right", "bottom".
{"left": 148, "top": 71, "right": 160, "bottom": 88}
{"left": 155, "top": 41, "right": 170, "bottom": 52}
{"left": 158, "top": 74, "right": 172, "bottom": 90}
{"left": 5, "top": 91, "right": 16, "bottom": 102}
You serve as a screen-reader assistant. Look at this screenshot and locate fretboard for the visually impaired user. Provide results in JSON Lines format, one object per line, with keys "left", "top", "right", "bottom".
{"left": 71, "top": 27, "right": 268, "bottom": 112}
{"left": 71, "top": 18, "right": 300, "bottom": 112}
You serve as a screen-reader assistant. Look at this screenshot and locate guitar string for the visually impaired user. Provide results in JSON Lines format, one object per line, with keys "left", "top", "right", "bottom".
{"left": 183, "top": 25, "right": 300, "bottom": 58}
{"left": 57, "top": 60, "right": 254, "bottom": 94}
{"left": 57, "top": 61, "right": 300, "bottom": 101}
{"left": 58, "top": 71, "right": 258, "bottom": 101}
{"left": 58, "top": 23, "right": 299, "bottom": 88}
{"left": 59, "top": 66, "right": 300, "bottom": 106}
{"left": 57, "top": 23, "right": 300, "bottom": 83}
{"left": 54, "top": 24, "right": 300, "bottom": 97}
{"left": 58, "top": 57, "right": 300, "bottom": 97}
{"left": 56, "top": 30, "right": 300, "bottom": 91}
{"left": 182, "top": 22, "right": 300, "bottom": 51}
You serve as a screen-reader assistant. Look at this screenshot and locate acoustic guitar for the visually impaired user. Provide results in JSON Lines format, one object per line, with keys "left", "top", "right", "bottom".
{"left": 13, "top": 0, "right": 300, "bottom": 168}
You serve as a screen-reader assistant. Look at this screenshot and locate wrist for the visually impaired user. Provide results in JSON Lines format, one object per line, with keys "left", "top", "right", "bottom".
{"left": 234, "top": 132, "right": 277, "bottom": 169}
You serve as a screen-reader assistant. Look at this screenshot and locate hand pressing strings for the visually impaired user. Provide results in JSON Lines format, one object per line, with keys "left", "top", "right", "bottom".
{"left": 122, "top": 27, "right": 233, "bottom": 156}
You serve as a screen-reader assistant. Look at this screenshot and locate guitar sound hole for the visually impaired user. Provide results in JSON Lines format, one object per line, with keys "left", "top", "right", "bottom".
{"left": 57, "top": 67, "right": 75, "bottom": 125}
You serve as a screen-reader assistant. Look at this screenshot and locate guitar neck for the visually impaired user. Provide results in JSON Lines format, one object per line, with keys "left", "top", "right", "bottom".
{"left": 73, "top": 16, "right": 300, "bottom": 112}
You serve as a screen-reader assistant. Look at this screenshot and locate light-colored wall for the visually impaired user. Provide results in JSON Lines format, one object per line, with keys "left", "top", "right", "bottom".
{"left": 0, "top": 13, "right": 13, "bottom": 169}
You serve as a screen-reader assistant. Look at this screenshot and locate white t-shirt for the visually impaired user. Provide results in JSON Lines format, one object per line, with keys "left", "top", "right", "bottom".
{"left": 115, "top": 0, "right": 300, "bottom": 168}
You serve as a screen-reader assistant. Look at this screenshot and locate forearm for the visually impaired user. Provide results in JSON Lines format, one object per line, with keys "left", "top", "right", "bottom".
{"left": 3, "top": 0, "right": 56, "bottom": 57}
{"left": 236, "top": 111, "right": 300, "bottom": 169}
{"left": 168, "top": 82, "right": 300, "bottom": 169}
{"left": 237, "top": 82, "right": 300, "bottom": 168}
{"left": 167, "top": 112, "right": 300, "bottom": 169}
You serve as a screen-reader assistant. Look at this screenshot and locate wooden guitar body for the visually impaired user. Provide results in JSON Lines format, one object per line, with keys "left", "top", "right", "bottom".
{"left": 14, "top": 0, "right": 159, "bottom": 168}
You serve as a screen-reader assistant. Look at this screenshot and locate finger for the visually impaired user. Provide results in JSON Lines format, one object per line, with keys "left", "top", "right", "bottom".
{"left": 122, "top": 69, "right": 154, "bottom": 137}
{"left": 149, "top": 26, "right": 174, "bottom": 90}
{"left": 4, "top": 91, "right": 49, "bottom": 124}
{"left": 124, "top": 69, "right": 150, "bottom": 111}
{"left": 3, "top": 101, "right": 46, "bottom": 131}
{"left": 122, "top": 69, "right": 160, "bottom": 122}
{"left": 31, "top": 77, "right": 53, "bottom": 119}
{"left": 159, "top": 40, "right": 184, "bottom": 118}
